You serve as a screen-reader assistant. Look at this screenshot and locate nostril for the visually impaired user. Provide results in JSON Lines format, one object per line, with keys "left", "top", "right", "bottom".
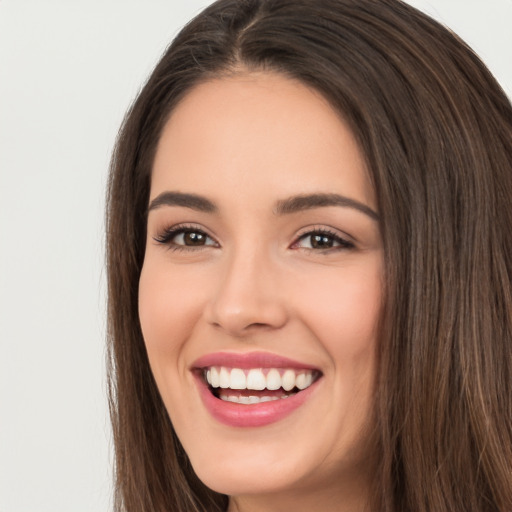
{"left": 207, "top": 304, "right": 288, "bottom": 335}
{"left": 248, "top": 322, "right": 271, "bottom": 329}
{"left": 210, "top": 321, "right": 276, "bottom": 335}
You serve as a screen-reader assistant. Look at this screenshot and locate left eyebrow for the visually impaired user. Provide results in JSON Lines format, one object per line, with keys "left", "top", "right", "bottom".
{"left": 274, "top": 193, "right": 379, "bottom": 221}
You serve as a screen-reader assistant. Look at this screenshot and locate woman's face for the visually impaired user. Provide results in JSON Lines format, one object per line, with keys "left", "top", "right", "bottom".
{"left": 139, "top": 72, "right": 383, "bottom": 508}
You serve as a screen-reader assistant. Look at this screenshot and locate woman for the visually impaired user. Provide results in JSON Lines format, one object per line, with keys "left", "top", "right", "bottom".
{"left": 106, "top": 0, "right": 512, "bottom": 511}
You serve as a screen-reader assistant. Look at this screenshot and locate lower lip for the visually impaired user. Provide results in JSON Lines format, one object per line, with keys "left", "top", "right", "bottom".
{"left": 194, "top": 372, "right": 321, "bottom": 428}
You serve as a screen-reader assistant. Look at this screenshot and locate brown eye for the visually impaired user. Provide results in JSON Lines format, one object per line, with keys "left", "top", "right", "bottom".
{"left": 183, "top": 231, "right": 208, "bottom": 246}
{"left": 310, "top": 234, "right": 335, "bottom": 249}
{"left": 171, "top": 229, "right": 216, "bottom": 247}
{"left": 153, "top": 226, "right": 218, "bottom": 249}
{"left": 294, "top": 230, "right": 354, "bottom": 251}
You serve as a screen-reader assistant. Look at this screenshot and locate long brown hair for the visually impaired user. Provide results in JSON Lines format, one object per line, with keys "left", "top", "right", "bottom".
{"left": 106, "top": 1, "right": 512, "bottom": 510}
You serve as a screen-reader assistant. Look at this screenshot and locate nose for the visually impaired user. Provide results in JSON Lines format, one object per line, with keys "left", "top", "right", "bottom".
{"left": 204, "top": 248, "right": 288, "bottom": 337}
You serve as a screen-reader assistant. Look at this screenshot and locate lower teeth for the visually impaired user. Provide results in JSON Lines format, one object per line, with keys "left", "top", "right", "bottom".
{"left": 218, "top": 393, "right": 295, "bottom": 404}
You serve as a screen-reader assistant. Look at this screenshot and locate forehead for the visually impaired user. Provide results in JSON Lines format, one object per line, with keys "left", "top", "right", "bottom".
{"left": 151, "top": 72, "right": 375, "bottom": 211}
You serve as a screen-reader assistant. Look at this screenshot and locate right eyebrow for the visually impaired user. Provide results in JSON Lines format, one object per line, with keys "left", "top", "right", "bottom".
{"left": 147, "top": 191, "right": 217, "bottom": 214}
{"left": 274, "top": 193, "right": 379, "bottom": 221}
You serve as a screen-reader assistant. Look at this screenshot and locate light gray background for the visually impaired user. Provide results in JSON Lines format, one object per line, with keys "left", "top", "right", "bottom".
{"left": 0, "top": 1, "right": 510, "bottom": 511}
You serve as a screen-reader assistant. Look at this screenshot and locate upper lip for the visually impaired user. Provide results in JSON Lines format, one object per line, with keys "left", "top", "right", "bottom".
{"left": 191, "top": 351, "right": 321, "bottom": 371}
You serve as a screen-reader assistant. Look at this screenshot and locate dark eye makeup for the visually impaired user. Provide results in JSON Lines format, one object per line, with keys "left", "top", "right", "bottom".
{"left": 153, "top": 224, "right": 355, "bottom": 253}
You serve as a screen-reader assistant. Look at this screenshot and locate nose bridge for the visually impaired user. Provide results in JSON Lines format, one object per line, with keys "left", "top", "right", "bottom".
{"left": 206, "top": 242, "right": 287, "bottom": 335}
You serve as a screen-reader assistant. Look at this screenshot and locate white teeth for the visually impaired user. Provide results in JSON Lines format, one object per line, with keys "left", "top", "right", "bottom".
{"left": 218, "top": 393, "right": 283, "bottom": 404}
{"left": 219, "top": 367, "right": 230, "bottom": 388}
{"left": 296, "top": 372, "right": 313, "bottom": 390}
{"left": 230, "top": 368, "right": 246, "bottom": 390}
{"left": 266, "top": 369, "right": 282, "bottom": 390}
{"left": 246, "top": 369, "right": 266, "bottom": 390}
{"left": 282, "top": 369, "right": 295, "bottom": 391}
{"left": 210, "top": 367, "right": 220, "bottom": 388}
{"left": 204, "top": 366, "right": 317, "bottom": 392}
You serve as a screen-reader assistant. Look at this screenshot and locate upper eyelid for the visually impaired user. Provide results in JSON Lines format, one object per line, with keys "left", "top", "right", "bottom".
{"left": 157, "top": 223, "right": 214, "bottom": 236}
{"left": 290, "top": 227, "right": 357, "bottom": 253}
{"left": 152, "top": 223, "right": 355, "bottom": 248}
{"left": 153, "top": 223, "right": 219, "bottom": 245}
{"left": 294, "top": 225, "right": 356, "bottom": 243}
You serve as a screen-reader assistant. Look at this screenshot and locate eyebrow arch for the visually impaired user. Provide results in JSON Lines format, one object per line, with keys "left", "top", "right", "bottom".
{"left": 147, "top": 191, "right": 379, "bottom": 220}
{"left": 147, "top": 191, "right": 217, "bottom": 214}
{"left": 274, "top": 193, "right": 379, "bottom": 221}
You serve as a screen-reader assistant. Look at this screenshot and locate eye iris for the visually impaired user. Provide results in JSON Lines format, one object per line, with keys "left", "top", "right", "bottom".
{"left": 311, "top": 234, "right": 334, "bottom": 248}
{"left": 183, "top": 231, "right": 206, "bottom": 245}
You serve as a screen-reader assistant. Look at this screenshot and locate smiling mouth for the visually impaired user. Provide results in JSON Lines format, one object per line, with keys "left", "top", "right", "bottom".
{"left": 202, "top": 367, "right": 321, "bottom": 404}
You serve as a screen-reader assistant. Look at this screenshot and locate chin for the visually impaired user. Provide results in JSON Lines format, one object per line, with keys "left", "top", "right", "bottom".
{"left": 190, "top": 452, "right": 315, "bottom": 497}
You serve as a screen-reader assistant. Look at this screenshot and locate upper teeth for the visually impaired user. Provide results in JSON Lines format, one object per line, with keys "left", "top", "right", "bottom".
{"left": 205, "top": 367, "right": 315, "bottom": 391}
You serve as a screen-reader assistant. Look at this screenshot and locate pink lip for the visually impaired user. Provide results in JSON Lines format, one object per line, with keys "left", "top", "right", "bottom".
{"left": 192, "top": 351, "right": 319, "bottom": 370}
{"left": 191, "top": 351, "right": 322, "bottom": 428}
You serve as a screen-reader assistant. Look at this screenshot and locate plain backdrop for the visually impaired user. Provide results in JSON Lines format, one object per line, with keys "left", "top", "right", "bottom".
{"left": 0, "top": 1, "right": 510, "bottom": 511}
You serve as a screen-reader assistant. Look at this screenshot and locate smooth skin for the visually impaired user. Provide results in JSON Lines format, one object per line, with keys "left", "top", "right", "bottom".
{"left": 138, "top": 72, "right": 383, "bottom": 512}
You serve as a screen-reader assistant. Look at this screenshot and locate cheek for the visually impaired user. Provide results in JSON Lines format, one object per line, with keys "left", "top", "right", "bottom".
{"left": 138, "top": 260, "right": 207, "bottom": 369}
{"left": 294, "top": 259, "right": 382, "bottom": 354}
{"left": 289, "top": 257, "right": 382, "bottom": 419}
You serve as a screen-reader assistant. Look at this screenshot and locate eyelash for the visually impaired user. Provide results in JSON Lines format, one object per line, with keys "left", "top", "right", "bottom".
{"left": 153, "top": 224, "right": 218, "bottom": 252}
{"left": 153, "top": 224, "right": 355, "bottom": 253}
{"left": 292, "top": 227, "right": 355, "bottom": 252}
